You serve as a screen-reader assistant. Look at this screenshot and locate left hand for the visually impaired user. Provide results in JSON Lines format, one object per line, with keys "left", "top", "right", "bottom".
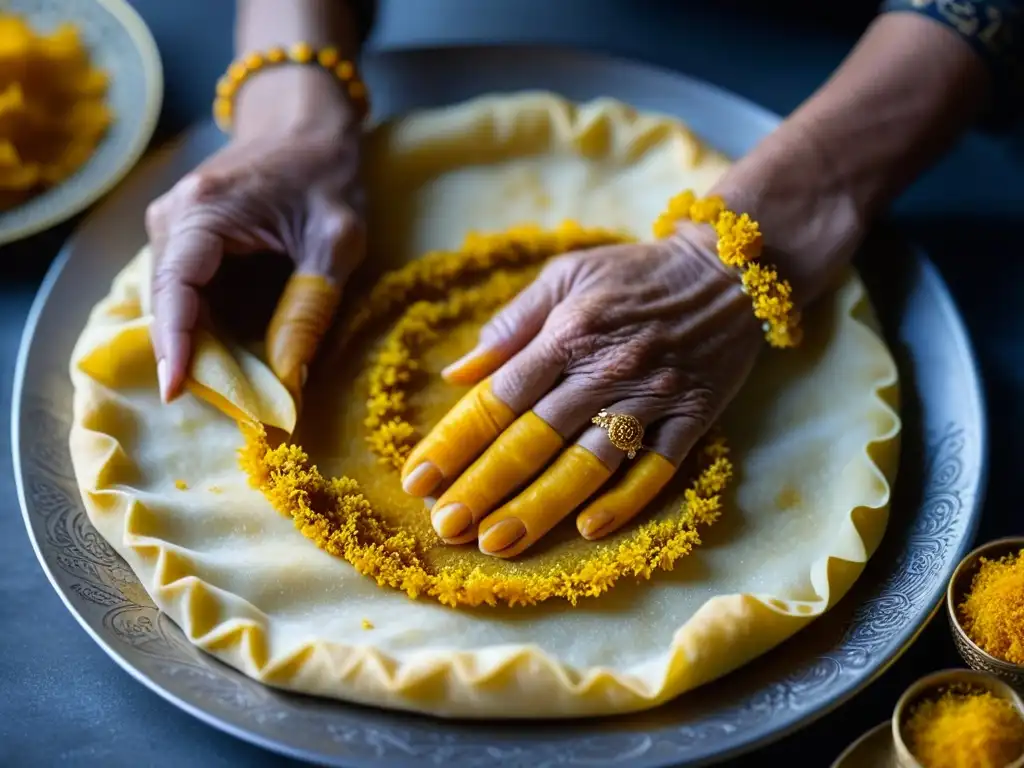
{"left": 400, "top": 224, "right": 763, "bottom": 558}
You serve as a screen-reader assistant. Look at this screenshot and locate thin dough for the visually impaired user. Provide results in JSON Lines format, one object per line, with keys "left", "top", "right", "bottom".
{"left": 69, "top": 92, "right": 900, "bottom": 718}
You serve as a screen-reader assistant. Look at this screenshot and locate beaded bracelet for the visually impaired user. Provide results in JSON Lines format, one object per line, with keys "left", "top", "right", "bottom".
{"left": 213, "top": 43, "right": 370, "bottom": 132}
{"left": 654, "top": 190, "right": 802, "bottom": 349}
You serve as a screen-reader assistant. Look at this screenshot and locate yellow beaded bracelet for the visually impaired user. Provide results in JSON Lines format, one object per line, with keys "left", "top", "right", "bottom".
{"left": 654, "top": 190, "right": 802, "bottom": 349}
{"left": 213, "top": 43, "right": 370, "bottom": 132}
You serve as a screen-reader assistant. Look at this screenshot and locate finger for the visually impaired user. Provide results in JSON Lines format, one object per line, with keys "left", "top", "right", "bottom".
{"left": 576, "top": 454, "right": 676, "bottom": 540}
{"left": 265, "top": 272, "right": 341, "bottom": 398}
{"left": 429, "top": 411, "right": 564, "bottom": 542}
{"left": 425, "top": 375, "right": 597, "bottom": 541}
{"left": 403, "top": 262, "right": 590, "bottom": 500}
{"left": 267, "top": 202, "right": 361, "bottom": 399}
{"left": 401, "top": 378, "right": 518, "bottom": 498}
{"left": 298, "top": 198, "right": 365, "bottom": 284}
{"left": 476, "top": 445, "right": 612, "bottom": 558}
{"left": 400, "top": 337, "right": 564, "bottom": 499}
{"left": 576, "top": 413, "right": 707, "bottom": 540}
{"left": 150, "top": 226, "right": 224, "bottom": 403}
{"left": 428, "top": 380, "right": 645, "bottom": 544}
{"left": 441, "top": 258, "right": 571, "bottom": 385}
{"left": 471, "top": 397, "right": 665, "bottom": 556}
{"left": 402, "top": 274, "right": 580, "bottom": 502}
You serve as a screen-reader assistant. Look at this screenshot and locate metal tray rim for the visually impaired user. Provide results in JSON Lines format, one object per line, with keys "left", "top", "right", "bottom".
{"left": 12, "top": 45, "right": 989, "bottom": 768}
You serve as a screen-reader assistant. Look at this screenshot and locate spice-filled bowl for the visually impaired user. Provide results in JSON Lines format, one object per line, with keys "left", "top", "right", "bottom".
{"left": 947, "top": 537, "right": 1024, "bottom": 690}
{"left": 0, "top": 0, "right": 162, "bottom": 246}
{"left": 892, "top": 669, "right": 1024, "bottom": 768}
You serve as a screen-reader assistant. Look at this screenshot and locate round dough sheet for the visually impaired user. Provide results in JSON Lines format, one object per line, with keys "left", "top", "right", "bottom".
{"left": 69, "top": 92, "right": 901, "bottom": 718}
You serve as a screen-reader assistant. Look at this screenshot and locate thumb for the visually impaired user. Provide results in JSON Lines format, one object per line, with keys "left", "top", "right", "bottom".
{"left": 442, "top": 256, "right": 574, "bottom": 386}
{"left": 149, "top": 223, "right": 224, "bottom": 404}
{"left": 265, "top": 202, "right": 359, "bottom": 398}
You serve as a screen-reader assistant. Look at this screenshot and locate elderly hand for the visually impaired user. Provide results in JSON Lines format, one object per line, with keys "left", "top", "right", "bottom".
{"left": 400, "top": 224, "right": 765, "bottom": 558}
{"left": 146, "top": 67, "right": 364, "bottom": 403}
{"left": 397, "top": 100, "right": 868, "bottom": 559}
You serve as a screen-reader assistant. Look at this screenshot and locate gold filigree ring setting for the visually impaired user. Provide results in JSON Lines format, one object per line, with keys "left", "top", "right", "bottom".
{"left": 592, "top": 409, "right": 645, "bottom": 459}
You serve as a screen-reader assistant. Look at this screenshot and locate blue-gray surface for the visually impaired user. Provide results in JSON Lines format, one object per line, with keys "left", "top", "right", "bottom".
{"left": 1, "top": 1, "right": 1021, "bottom": 765}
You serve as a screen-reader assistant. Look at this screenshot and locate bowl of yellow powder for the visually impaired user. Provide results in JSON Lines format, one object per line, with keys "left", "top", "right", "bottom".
{"left": 893, "top": 669, "right": 1024, "bottom": 768}
{"left": 0, "top": 0, "right": 162, "bottom": 245}
{"left": 948, "top": 537, "right": 1024, "bottom": 690}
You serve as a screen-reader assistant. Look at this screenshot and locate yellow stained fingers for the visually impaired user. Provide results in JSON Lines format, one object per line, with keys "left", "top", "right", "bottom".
{"left": 265, "top": 274, "right": 340, "bottom": 399}
{"left": 576, "top": 453, "right": 677, "bottom": 540}
{"left": 477, "top": 446, "right": 613, "bottom": 559}
{"left": 430, "top": 412, "right": 564, "bottom": 542}
{"left": 401, "top": 379, "right": 517, "bottom": 497}
{"left": 441, "top": 346, "right": 508, "bottom": 386}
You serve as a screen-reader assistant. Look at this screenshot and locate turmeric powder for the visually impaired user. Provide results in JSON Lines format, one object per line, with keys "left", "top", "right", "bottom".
{"left": 904, "top": 687, "right": 1024, "bottom": 768}
{"left": 240, "top": 420, "right": 729, "bottom": 608}
{"left": 0, "top": 15, "right": 111, "bottom": 209}
{"left": 960, "top": 549, "right": 1024, "bottom": 665}
{"left": 236, "top": 223, "right": 733, "bottom": 608}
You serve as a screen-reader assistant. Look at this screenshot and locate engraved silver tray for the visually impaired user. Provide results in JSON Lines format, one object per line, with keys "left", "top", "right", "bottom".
{"left": 12, "top": 46, "right": 986, "bottom": 767}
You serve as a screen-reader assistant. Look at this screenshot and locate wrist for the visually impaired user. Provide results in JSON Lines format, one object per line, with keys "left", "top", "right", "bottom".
{"left": 234, "top": 65, "right": 360, "bottom": 142}
{"left": 711, "top": 120, "right": 864, "bottom": 307}
{"left": 777, "top": 14, "right": 987, "bottom": 220}
{"left": 232, "top": 0, "right": 366, "bottom": 141}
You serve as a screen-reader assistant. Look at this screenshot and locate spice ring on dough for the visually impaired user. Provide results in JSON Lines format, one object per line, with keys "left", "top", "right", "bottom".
{"left": 240, "top": 223, "right": 733, "bottom": 609}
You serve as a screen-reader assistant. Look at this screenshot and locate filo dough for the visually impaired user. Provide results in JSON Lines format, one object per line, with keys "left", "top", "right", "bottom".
{"left": 69, "top": 93, "right": 900, "bottom": 718}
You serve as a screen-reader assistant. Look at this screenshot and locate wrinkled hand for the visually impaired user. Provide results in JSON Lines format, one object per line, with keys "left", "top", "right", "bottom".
{"left": 401, "top": 226, "right": 763, "bottom": 558}
{"left": 146, "top": 90, "right": 364, "bottom": 403}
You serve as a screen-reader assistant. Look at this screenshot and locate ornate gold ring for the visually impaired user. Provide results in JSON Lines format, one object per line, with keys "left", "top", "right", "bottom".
{"left": 591, "top": 409, "right": 645, "bottom": 459}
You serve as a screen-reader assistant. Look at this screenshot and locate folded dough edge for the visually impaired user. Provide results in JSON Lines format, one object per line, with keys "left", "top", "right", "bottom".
{"left": 67, "top": 93, "right": 900, "bottom": 718}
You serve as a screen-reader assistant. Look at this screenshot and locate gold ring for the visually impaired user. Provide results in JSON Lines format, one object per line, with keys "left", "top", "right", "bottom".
{"left": 591, "top": 409, "right": 645, "bottom": 459}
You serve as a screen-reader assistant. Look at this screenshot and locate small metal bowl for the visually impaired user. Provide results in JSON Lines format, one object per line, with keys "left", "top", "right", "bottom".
{"left": 947, "top": 536, "right": 1024, "bottom": 689}
{"left": 892, "top": 668, "right": 1024, "bottom": 768}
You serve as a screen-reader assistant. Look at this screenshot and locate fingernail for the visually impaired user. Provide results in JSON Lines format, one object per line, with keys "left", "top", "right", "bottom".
{"left": 156, "top": 358, "right": 170, "bottom": 403}
{"left": 277, "top": 363, "right": 301, "bottom": 395}
{"left": 578, "top": 510, "right": 615, "bottom": 540}
{"left": 403, "top": 462, "right": 442, "bottom": 497}
{"left": 432, "top": 503, "right": 473, "bottom": 540}
{"left": 479, "top": 518, "right": 526, "bottom": 555}
{"left": 441, "top": 345, "right": 503, "bottom": 385}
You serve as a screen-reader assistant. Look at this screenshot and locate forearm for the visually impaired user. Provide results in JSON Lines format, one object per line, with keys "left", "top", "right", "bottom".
{"left": 236, "top": 0, "right": 360, "bottom": 54}
{"left": 233, "top": 0, "right": 364, "bottom": 139}
{"left": 715, "top": 12, "right": 990, "bottom": 304}
{"left": 789, "top": 12, "right": 988, "bottom": 217}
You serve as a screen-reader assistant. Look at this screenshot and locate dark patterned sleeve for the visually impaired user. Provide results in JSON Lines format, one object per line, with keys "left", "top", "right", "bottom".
{"left": 881, "top": 0, "right": 1022, "bottom": 125}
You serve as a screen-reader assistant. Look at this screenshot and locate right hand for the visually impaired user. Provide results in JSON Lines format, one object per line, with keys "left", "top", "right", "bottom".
{"left": 146, "top": 66, "right": 365, "bottom": 403}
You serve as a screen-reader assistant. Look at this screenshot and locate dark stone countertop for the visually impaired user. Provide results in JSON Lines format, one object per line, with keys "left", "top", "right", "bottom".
{"left": 1, "top": 1, "right": 1022, "bottom": 765}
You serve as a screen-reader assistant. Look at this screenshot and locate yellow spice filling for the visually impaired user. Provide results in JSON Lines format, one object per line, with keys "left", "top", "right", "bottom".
{"left": 238, "top": 223, "right": 733, "bottom": 608}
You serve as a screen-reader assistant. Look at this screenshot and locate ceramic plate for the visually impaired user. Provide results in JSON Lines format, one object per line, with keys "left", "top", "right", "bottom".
{"left": 0, "top": 0, "right": 162, "bottom": 245}
{"left": 13, "top": 46, "right": 986, "bottom": 767}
